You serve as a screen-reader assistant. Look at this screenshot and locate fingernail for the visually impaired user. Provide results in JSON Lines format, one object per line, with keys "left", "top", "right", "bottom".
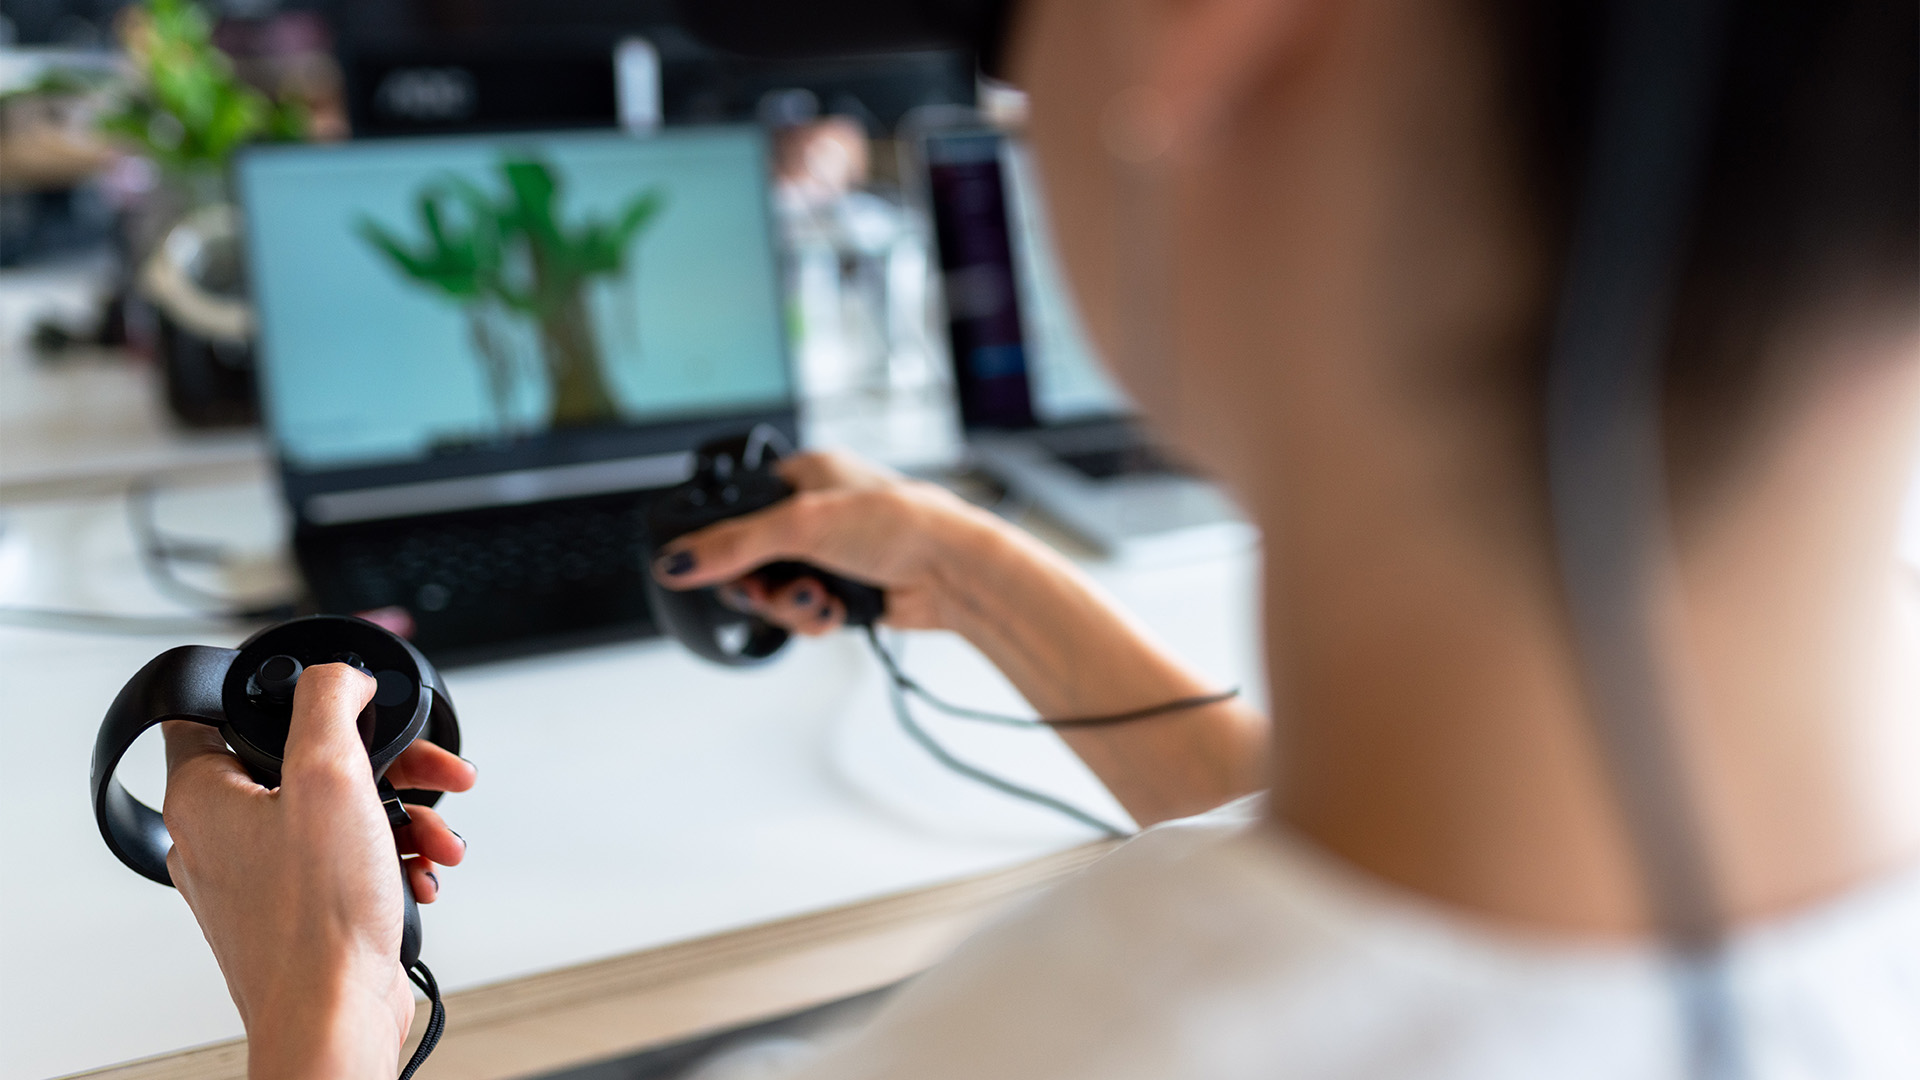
{"left": 452, "top": 829, "right": 466, "bottom": 849}
{"left": 793, "top": 586, "right": 816, "bottom": 607}
{"left": 425, "top": 870, "right": 440, "bottom": 892}
{"left": 818, "top": 604, "right": 834, "bottom": 622}
{"left": 658, "top": 550, "right": 696, "bottom": 576}
{"left": 460, "top": 756, "right": 478, "bottom": 775}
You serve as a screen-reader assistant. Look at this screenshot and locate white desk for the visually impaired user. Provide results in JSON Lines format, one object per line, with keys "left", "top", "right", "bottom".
{"left": 0, "top": 475, "right": 1263, "bottom": 1080}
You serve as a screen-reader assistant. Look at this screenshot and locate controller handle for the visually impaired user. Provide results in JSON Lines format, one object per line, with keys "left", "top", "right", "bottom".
{"left": 401, "top": 859, "right": 423, "bottom": 969}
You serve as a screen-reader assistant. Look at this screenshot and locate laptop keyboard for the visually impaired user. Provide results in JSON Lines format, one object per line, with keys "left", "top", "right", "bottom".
{"left": 349, "top": 503, "right": 641, "bottom": 599}
{"left": 339, "top": 503, "right": 649, "bottom": 609}
{"left": 300, "top": 493, "right": 660, "bottom": 662}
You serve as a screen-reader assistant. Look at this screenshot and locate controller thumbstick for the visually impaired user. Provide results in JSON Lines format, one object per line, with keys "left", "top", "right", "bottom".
{"left": 255, "top": 654, "right": 304, "bottom": 704}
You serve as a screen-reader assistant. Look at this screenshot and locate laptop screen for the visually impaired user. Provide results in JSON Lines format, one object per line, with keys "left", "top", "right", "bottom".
{"left": 238, "top": 127, "right": 792, "bottom": 521}
{"left": 923, "top": 129, "right": 1129, "bottom": 430}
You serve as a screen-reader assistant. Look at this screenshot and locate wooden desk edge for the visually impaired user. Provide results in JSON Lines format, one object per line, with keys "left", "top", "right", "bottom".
{"left": 63, "top": 842, "right": 1117, "bottom": 1080}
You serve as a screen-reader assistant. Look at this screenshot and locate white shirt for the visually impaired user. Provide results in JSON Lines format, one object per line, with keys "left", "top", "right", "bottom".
{"left": 771, "top": 797, "right": 1920, "bottom": 1080}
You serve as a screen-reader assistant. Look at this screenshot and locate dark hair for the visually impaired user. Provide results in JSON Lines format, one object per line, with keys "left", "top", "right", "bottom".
{"left": 1490, "top": 0, "right": 1917, "bottom": 493}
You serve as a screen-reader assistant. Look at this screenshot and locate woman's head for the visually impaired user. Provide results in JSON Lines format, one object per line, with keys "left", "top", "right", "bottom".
{"left": 1007, "top": 0, "right": 1919, "bottom": 928}
{"left": 1010, "top": 0, "right": 1916, "bottom": 528}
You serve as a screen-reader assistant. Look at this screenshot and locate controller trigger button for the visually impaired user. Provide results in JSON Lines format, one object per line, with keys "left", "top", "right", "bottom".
{"left": 378, "top": 778, "right": 414, "bottom": 829}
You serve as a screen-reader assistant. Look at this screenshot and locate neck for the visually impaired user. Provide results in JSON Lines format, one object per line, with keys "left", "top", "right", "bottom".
{"left": 1256, "top": 341, "right": 1920, "bottom": 937}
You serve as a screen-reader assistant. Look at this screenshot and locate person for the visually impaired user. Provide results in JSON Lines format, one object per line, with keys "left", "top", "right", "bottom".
{"left": 157, "top": 0, "right": 1918, "bottom": 1075}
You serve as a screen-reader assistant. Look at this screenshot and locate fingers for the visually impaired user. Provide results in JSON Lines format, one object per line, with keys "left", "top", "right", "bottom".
{"left": 281, "top": 664, "right": 379, "bottom": 788}
{"left": 395, "top": 803, "right": 467, "bottom": 867}
{"left": 403, "top": 856, "right": 442, "bottom": 904}
{"left": 653, "top": 449, "right": 900, "bottom": 589}
{"left": 800, "top": 590, "right": 847, "bottom": 637}
{"left": 721, "top": 575, "right": 846, "bottom": 636}
{"left": 383, "top": 740, "right": 478, "bottom": 794}
{"left": 653, "top": 497, "right": 817, "bottom": 590}
{"left": 162, "top": 718, "right": 243, "bottom": 780}
{"left": 399, "top": 802, "right": 467, "bottom": 905}
{"left": 160, "top": 719, "right": 258, "bottom": 843}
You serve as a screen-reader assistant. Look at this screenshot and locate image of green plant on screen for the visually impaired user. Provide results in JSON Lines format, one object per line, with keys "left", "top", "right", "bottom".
{"left": 242, "top": 130, "right": 791, "bottom": 469}
{"left": 357, "top": 157, "right": 666, "bottom": 432}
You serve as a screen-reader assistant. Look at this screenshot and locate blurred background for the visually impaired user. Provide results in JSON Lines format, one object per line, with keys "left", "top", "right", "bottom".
{"left": 0, "top": 0, "right": 1015, "bottom": 460}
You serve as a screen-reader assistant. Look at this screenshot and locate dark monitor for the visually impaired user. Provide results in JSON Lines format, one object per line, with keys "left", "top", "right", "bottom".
{"left": 922, "top": 128, "right": 1129, "bottom": 431}
{"left": 344, "top": 46, "right": 621, "bottom": 137}
{"left": 323, "top": 0, "right": 974, "bottom": 136}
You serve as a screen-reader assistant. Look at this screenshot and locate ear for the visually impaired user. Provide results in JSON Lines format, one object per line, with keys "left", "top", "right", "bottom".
{"left": 1106, "top": 0, "right": 1321, "bottom": 162}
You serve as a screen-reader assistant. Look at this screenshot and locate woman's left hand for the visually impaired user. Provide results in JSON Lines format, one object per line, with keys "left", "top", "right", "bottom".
{"left": 160, "top": 663, "right": 476, "bottom": 1079}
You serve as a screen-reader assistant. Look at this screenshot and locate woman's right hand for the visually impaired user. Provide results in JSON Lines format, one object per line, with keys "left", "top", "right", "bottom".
{"left": 653, "top": 448, "right": 1267, "bottom": 826}
{"left": 649, "top": 450, "right": 1022, "bottom": 636}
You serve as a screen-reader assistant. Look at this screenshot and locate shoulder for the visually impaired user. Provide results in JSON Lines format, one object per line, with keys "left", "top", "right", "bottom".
{"left": 795, "top": 797, "right": 1581, "bottom": 1080}
{"left": 790, "top": 800, "right": 1920, "bottom": 1080}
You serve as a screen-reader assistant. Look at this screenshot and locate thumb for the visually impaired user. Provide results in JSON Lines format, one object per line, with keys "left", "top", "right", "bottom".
{"left": 282, "top": 663, "right": 379, "bottom": 786}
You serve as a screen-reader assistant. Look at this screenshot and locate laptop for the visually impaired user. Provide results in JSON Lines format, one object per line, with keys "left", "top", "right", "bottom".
{"left": 237, "top": 127, "right": 795, "bottom": 664}
{"left": 920, "top": 128, "right": 1252, "bottom": 562}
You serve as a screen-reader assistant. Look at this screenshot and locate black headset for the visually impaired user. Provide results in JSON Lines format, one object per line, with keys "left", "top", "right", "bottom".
{"left": 675, "top": 0, "right": 1744, "bottom": 1075}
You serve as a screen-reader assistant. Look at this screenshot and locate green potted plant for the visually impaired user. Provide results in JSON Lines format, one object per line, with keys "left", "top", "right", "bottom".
{"left": 96, "top": 0, "right": 308, "bottom": 426}
{"left": 99, "top": 0, "right": 305, "bottom": 202}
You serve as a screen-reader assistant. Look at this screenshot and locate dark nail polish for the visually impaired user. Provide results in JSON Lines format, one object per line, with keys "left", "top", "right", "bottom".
{"left": 818, "top": 604, "right": 835, "bottom": 622}
{"left": 794, "top": 586, "right": 816, "bottom": 607}
{"left": 451, "top": 829, "right": 466, "bottom": 848}
{"left": 425, "top": 870, "right": 440, "bottom": 891}
{"left": 660, "top": 550, "right": 696, "bottom": 576}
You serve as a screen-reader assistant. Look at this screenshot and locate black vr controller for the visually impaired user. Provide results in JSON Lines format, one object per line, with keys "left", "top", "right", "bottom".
{"left": 89, "top": 614, "right": 461, "bottom": 971}
{"left": 644, "top": 433, "right": 886, "bottom": 665}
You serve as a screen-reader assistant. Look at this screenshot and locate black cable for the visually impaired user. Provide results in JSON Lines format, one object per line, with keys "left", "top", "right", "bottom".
{"left": 398, "top": 960, "right": 446, "bottom": 1080}
{"left": 0, "top": 480, "right": 302, "bottom": 636}
{"left": 866, "top": 625, "right": 1239, "bottom": 729}
{"left": 866, "top": 627, "right": 1134, "bottom": 838}
{"left": 877, "top": 654, "right": 1131, "bottom": 839}
{"left": 127, "top": 478, "right": 299, "bottom": 619}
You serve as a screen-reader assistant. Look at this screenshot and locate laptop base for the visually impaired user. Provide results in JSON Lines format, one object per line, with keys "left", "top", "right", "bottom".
{"left": 296, "top": 490, "right": 665, "bottom": 668}
{"left": 969, "top": 420, "right": 1254, "bottom": 564}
